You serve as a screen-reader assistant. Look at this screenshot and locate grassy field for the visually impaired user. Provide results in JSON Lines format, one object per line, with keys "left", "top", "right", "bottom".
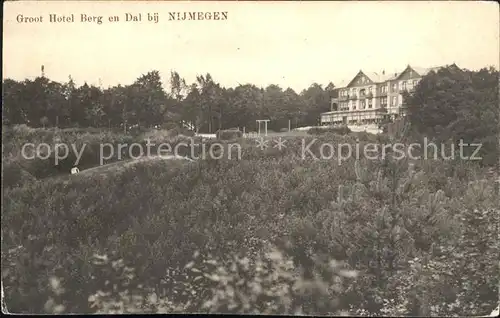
{"left": 1, "top": 125, "right": 498, "bottom": 315}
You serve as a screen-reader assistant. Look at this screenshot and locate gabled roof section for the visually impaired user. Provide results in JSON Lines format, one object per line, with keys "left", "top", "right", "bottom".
{"left": 344, "top": 70, "right": 399, "bottom": 87}
{"left": 412, "top": 66, "right": 437, "bottom": 77}
{"left": 346, "top": 70, "right": 388, "bottom": 87}
{"left": 345, "top": 71, "right": 364, "bottom": 87}
{"left": 364, "top": 71, "right": 398, "bottom": 83}
{"left": 411, "top": 63, "right": 460, "bottom": 77}
{"left": 337, "top": 63, "right": 460, "bottom": 88}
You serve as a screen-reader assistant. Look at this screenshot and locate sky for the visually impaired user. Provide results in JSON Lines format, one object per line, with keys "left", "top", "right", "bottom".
{"left": 3, "top": 1, "right": 499, "bottom": 92}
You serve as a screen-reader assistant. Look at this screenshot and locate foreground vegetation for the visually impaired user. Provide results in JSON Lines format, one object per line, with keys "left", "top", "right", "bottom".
{"left": 2, "top": 65, "right": 498, "bottom": 315}
{"left": 2, "top": 123, "right": 498, "bottom": 315}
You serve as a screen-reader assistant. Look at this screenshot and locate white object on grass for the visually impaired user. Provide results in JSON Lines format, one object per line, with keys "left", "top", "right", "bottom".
{"left": 70, "top": 167, "right": 80, "bottom": 174}
{"left": 489, "top": 305, "right": 499, "bottom": 317}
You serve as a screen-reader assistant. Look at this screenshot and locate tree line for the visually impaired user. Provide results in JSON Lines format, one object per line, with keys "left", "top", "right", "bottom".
{"left": 404, "top": 65, "right": 498, "bottom": 166}
{"left": 2, "top": 71, "right": 337, "bottom": 133}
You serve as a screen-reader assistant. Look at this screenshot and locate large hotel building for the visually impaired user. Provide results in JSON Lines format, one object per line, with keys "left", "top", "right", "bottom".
{"left": 321, "top": 64, "right": 459, "bottom": 126}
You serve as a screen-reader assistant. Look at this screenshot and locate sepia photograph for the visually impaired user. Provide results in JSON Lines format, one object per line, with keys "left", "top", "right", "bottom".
{"left": 2, "top": 0, "right": 499, "bottom": 315}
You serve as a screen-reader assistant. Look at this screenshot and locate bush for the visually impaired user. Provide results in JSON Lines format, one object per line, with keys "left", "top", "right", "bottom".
{"left": 307, "top": 126, "right": 351, "bottom": 135}
{"left": 2, "top": 127, "right": 498, "bottom": 315}
{"left": 2, "top": 159, "right": 37, "bottom": 189}
{"left": 167, "top": 127, "right": 196, "bottom": 137}
{"left": 216, "top": 129, "right": 243, "bottom": 140}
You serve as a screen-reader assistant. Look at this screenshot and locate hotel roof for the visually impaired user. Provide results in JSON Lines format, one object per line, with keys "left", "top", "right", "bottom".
{"left": 336, "top": 64, "right": 457, "bottom": 88}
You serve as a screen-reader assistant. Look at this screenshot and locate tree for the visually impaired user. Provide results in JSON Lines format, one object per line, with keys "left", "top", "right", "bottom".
{"left": 45, "top": 80, "right": 69, "bottom": 127}
{"left": 226, "top": 84, "right": 264, "bottom": 132}
{"left": 2, "top": 79, "right": 28, "bottom": 125}
{"left": 281, "top": 88, "right": 305, "bottom": 130}
{"left": 183, "top": 84, "right": 203, "bottom": 132}
{"left": 405, "top": 66, "right": 499, "bottom": 165}
{"left": 40, "top": 116, "right": 49, "bottom": 129}
{"left": 132, "top": 70, "right": 168, "bottom": 128}
{"left": 300, "top": 83, "right": 331, "bottom": 126}
{"left": 61, "top": 76, "right": 77, "bottom": 128}
{"left": 196, "top": 73, "right": 223, "bottom": 133}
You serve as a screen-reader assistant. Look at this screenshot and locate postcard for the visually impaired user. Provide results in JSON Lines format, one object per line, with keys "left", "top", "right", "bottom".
{"left": 2, "top": 1, "right": 499, "bottom": 316}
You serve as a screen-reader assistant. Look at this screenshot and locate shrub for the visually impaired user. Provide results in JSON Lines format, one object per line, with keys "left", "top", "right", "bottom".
{"left": 216, "top": 129, "right": 243, "bottom": 140}
{"left": 166, "top": 127, "right": 196, "bottom": 137}
{"left": 307, "top": 126, "right": 351, "bottom": 135}
{"left": 2, "top": 159, "right": 38, "bottom": 189}
{"left": 2, "top": 127, "right": 498, "bottom": 315}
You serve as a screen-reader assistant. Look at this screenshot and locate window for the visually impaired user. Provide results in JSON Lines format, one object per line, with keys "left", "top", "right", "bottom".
{"left": 368, "top": 99, "right": 372, "bottom": 108}
{"left": 392, "top": 83, "right": 397, "bottom": 92}
{"left": 413, "top": 80, "right": 418, "bottom": 86}
{"left": 351, "top": 101, "right": 356, "bottom": 110}
{"left": 369, "top": 86, "right": 373, "bottom": 93}
{"left": 392, "top": 96, "right": 397, "bottom": 106}
{"left": 402, "top": 81, "right": 407, "bottom": 90}
{"left": 360, "top": 100, "right": 365, "bottom": 109}
{"left": 381, "top": 97, "right": 387, "bottom": 105}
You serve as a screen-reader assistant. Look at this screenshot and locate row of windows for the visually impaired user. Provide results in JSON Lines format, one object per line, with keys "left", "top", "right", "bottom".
{"left": 338, "top": 96, "right": 401, "bottom": 110}
{"left": 339, "top": 80, "right": 419, "bottom": 96}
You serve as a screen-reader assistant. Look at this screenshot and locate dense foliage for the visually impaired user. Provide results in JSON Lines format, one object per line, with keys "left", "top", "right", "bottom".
{"left": 404, "top": 66, "right": 499, "bottom": 166}
{"left": 2, "top": 72, "right": 335, "bottom": 133}
{"left": 1, "top": 125, "right": 201, "bottom": 183}
{"left": 216, "top": 129, "right": 243, "bottom": 140}
{"left": 2, "top": 125, "right": 498, "bottom": 315}
{"left": 2, "top": 66, "right": 498, "bottom": 315}
{"left": 307, "top": 126, "right": 351, "bottom": 136}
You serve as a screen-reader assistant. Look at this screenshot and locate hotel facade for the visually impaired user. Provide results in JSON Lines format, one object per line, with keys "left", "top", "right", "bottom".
{"left": 321, "top": 64, "right": 459, "bottom": 126}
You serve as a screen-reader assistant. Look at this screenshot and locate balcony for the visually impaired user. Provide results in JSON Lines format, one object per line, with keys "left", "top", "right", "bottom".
{"left": 366, "top": 92, "right": 373, "bottom": 99}
{"left": 339, "top": 95, "right": 349, "bottom": 101}
{"left": 349, "top": 94, "right": 357, "bottom": 100}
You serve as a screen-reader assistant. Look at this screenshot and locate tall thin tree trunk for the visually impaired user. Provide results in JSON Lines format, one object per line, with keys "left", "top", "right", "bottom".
{"left": 219, "top": 103, "right": 223, "bottom": 130}
{"left": 208, "top": 104, "right": 212, "bottom": 133}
